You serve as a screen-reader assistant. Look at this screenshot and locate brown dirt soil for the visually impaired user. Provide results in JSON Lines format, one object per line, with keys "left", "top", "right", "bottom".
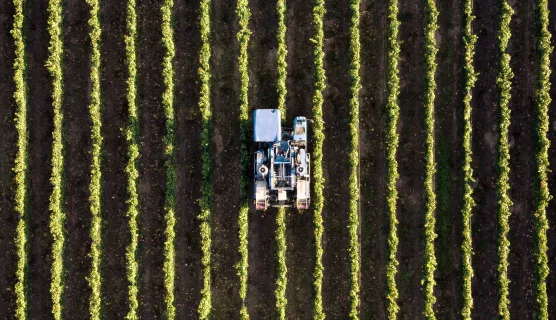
{"left": 547, "top": 0, "right": 556, "bottom": 315}
{"left": 26, "top": 0, "right": 55, "bottom": 318}
{"left": 471, "top": 0, "right": 500, "bottom": 317}
{"left": 396, "top": 0, "right": 426, "bottom": 318}
{"left": 246, "top": 0, "right": 278, "bottom": 318}
{"left": 173, "top": 0, "right": 203, "bottom": 318}
{"left": 0, "top": 0, "right": 17, "bottom": 315}
{"left": 137, "top": 0, "right": 166, "bottom": 317}
{"left": 99, "top": 0, "right": 129, "bottom": 318}
{"left": 507, "top": 0, "right": 536, "bottom": 318}
{"left": 359, "top": 0, "right": 388, "bottom": 318}
{"left": 284, "top": 0, "right": 315, "bottom": 318}
{"left": 321, "top": 0, "right": 352, "bottom": 317}
{"left": 210, "top": 0, "right": 243, "bottom": 318}
{"left": 434, "top": 0, "right": 464, "bottom": 319}
{"left": 62, "top": 0, "right": 93, "bottom": 317}
{"left": 247, "top": 208, "right": 277, "bottom": 320}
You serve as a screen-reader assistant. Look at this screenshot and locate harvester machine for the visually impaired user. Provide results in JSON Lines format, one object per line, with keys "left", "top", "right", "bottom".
{"left": 253, "top": 109, "right": 310, "bottom": 210}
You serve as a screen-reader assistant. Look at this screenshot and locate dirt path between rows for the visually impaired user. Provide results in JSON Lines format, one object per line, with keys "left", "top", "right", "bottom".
{"left": 173, "top": 0, "right": 203, "bottom": 317}
{"left": 0, "top": 1, "right": 17, "bottom": 315}
{"left": 507, "top": 0, "right": 536, "bottom": 318}
{"left": 137, "top": 0, "right": 166, "bottom": 317}
{"left": 359, "top": 0, "right": 388, "bottom": 318}
{"left": 434, "top": 0, "right": 464, "bottom": 318}
{"left": 396, "top": 0, "right": 426, "bottom": 318}
{"left": 26, "top": 0, "right": 55, "bottom": 318}
{"left": 210, "top": 0, "right": 243, "bottom": 318}
{"left": 99, "top": 0, "right": 129, "bottom": 317}
{"left": 284, "top": 0, "right": 316, "bottom": 318}
{"left": 321, "top": 0, "right": 352, "bottom": 317}
{"left": 471, "top": 0, "right": 500, "bottom": 317}
{"left": 62, "top": 0, "right": 93, "bottom": 317}
{"left": 246, "top": 0, "right": 278, "bottom": 318}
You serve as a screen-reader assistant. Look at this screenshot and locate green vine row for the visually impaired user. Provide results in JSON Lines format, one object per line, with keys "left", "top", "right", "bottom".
{"left": 533, "top": 0, "right": 552, "bottom": 319}
{"left": 11, "top": 0, "right": 29, "bottom": 318}
{"left": 124, "top": 0, "right": 140, "bottom": 317}
{"left": 198, "top": 0, "right": 213, "bottom": 318}
{"left": 311, "top": 0, "right": 326, "bottom": 318}
{"left": 161, "top": 0, "right": 177, "bottom": 318}
{"left": 461, "top": 0, "right": 478, "bottom": 318}
{"left": 348, "top": 0, "right": 361, "bottom": 318}
{"left": 85, "top": 0, "right": 103, "bottom": 318}
{"left": 495, "top": 2, "right": 514, "bottom": 319}
{"left": 236, "top": 0, "right": 251, "bottom": 318}
{"left": 46, "top": 0, "right": 66, "bottom": 317}
{"left": 422, "top": 0, "right": 438, "bottom": 318}
{"left": 386, "top": 0, "right": 401, "bottom": 317}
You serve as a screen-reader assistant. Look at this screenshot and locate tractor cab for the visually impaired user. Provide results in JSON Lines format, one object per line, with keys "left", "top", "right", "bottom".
{"left": 253, "top": 109, "right": 310, "bottom": 210}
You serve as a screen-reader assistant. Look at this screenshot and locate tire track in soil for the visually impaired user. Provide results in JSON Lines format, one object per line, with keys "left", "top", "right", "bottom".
{"left": 247, "top": 0, "right": 278, "bottom": 318}
{"left": 210, "top": 1, "right": 242, "bottom": 317}
{"left": 284, "top": 0, "right": 315, "bottom": 318}
{"left": 546, "top": 0, "right": 556, "bottom": 316}
{"left": 471, "top": 0, "right": 499, "bottom": 317}
{"left": 62, "top": 0, "right": 93, "bottom": 317}
{"left": 507, "top": 0, "right": 536, "bottom": 318}
{"left": 137, "top": 0, "right": 166, "bottom": 317}
{"left": 435, "top": 0, "right": 464, "bottom": 318}
{"left": 173, "top": 0, "right": 202, "bottom": 317}
{"left": 0, "top": 0, "right": 18, "bottom": 315}
{"left": 397, "top": 0, "right": 426, "bottom": 318}
{"left": 359, "top": 0, "right": 388, "bottom": 318}
{"left": 322, "top": 0, "right": 351, "bottom": 317}
{"left": 26, "top": 0, "right": 54, "bottom": 318}
{"left": 100, "top": 0, "right": 128, "bottom": 317}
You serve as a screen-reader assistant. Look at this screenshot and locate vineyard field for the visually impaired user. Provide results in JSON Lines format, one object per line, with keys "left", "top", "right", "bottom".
{"left": 1, "top": 0, "right": 556, "bottom": 319}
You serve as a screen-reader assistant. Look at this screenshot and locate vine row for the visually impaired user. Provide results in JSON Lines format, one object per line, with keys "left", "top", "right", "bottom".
{"left": 236, "top": 0, "right": 251, "bottom": 318}
{"left": 124, "top": 0, "right": 140, "bottom": 317}
{"left": 198, "top": 0, "right": 213, "bottom": 318}
{"left": 12, "top": 0, "right": 29, "bottom": 317}
{"left": 422, "top": 0, "right": 439, "bottom": 318}
{"left": 46, "top": 0, "right": 66, "bottom": 317}
{"left": 495, "top": 2, "right": 514, "bottom": 319}
{"left": 461, "top": 0, "right": 478, "bottom": 318}
{"left": 533, "top": 0, "right": 552, "bottom": 319}
{"left": 311, "top": 0, "right": 326, "bottom": 318}
{"left": 386, "top": 0, "right": 401, "bottom": 317}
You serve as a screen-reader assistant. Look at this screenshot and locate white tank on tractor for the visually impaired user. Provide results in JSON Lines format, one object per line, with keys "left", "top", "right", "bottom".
{"left": 253, "top": 109, "right": 310, "bottom": 210}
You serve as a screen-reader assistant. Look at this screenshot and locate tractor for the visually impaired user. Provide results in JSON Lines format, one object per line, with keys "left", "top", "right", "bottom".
{"left": 253, "top": 109, "right": 310, "bottom": 210}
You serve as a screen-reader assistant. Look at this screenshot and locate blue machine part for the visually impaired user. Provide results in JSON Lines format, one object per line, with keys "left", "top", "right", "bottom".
{"left": 293, "top": 116, "right": 307, "bottom": 141}
{"left": 254, "top": 109, "right": 282, "bottom": 142}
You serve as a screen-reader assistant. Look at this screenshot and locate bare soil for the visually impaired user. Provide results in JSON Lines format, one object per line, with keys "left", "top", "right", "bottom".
{"left": 210, "top": 0, "right": 243, "bottom": 318}
{"left": 62, "top": 0, "right": 93, "bottom": 318}
{"left": 284, "top": 0, "right": 316, "bottom": 318}
{"left": 99, "top": 0, "right": 129, "bottom": 318}
{"left": 173, "top": 0, "right": 203, "bottom": 318}
{"left": 26, "top": 0, "right": 55, "bottom": 318}
{"left": 0, "top": 0, "right": 17, "bottom": 315}
{"left": 137, "top": 0, "right": 166, "bottom": 317}
{"left": 472, "top": 0, "right": 501, "bottom": 318}
{"left": 359, "top": 0, "right": 388, "bottom": 318}
{"left": 507, "top": 0, "right": 537, "bottom": 318}
{"left": 321, "top": 0, "right": 353, "bottom": 317}
{"left": 434, "top": 0, "right": 464, "bottom": 318}
{"left": 396, "top": 0, "right": 427, "bottom": 317}
{"left": 246, "top": 0, "right": 278, "bottom": 318}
